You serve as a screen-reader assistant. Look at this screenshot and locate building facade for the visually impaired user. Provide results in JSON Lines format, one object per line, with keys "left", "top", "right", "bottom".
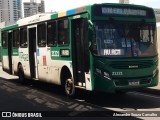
{"left": 119, "top": 0, "right": 129, "bottom": 4}
{"left": 0, "top": 0, "right": 22, "bottom": 26}
{"left": 24, "top": 0, "right": 45, "bottom": 18}
{"left": 154, "top": 9, "right": 160, "bottom": 22}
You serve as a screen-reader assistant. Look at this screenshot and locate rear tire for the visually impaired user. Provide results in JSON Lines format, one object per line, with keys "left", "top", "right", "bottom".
{"left": 65, "top": 78, "right": 75, "bottom": 97}
{"left": 18, "top": 64, "right": 25, "bottom": 83}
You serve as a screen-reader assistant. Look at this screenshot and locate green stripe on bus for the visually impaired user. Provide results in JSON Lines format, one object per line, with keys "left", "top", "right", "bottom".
{"left": 2, "top": 48, "right": 8, "bottom": 56}
{"left": 1, "top": 24, "right": 18, "bottom": 31}
{"left": 12, "top": 48, "right": 19, "bottom": 56}
{"left": 51, "top": 14, "right": 58, "bottom": 19}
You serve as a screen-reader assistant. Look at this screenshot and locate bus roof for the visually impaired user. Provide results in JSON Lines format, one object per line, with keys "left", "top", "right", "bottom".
{"left": 17, "top": 13, "right": 52, "bottom": 26}
{"left": 1, "top": 3, "right": 153, "bottom": 31}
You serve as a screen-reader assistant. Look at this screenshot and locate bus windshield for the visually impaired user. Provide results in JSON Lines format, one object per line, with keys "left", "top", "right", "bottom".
{"left": 94, "top": 21, "right": 157, "bottom": 57}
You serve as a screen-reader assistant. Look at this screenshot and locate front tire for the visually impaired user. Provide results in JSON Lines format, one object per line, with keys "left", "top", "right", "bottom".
{"left": 65, "top": 78, "right": 75, "bottom": 97}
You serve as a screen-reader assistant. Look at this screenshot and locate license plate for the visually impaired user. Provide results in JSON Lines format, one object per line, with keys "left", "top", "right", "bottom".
{"left": 129, "top": 81, "right": 140, "bottom": 86}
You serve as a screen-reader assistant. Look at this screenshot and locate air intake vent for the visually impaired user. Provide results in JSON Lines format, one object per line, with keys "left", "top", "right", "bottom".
{"left": 110, "top": 60, "right": 154, "bottom": 69}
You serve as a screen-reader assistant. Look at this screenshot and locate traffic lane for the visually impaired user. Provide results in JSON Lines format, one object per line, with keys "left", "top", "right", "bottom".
{"left": 19, "top": 77, "right": 159, "bottom": 118}
{"left": 0, "top": 77, "right": 62, "bottom": 111}
{"left": 1, "top": 77, "right": 160, "bottom": 111}
{"left": 74, "top": 90, "right": 160, "bottom": 111}
{"left": 0, "top": 78, "right": 123, "bottom": 118}
{"left": 136, "top": 87, "right": 160, "bottom": 96}
{"left": 0, "top": 78, "right": 96, "bottom": 111}
{"left": 0, "top": 85, "right": 53, "bottom": 111}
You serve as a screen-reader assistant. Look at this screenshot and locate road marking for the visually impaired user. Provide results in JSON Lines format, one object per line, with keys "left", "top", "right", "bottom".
{"left": 34, "top": 98, "right": 45, "bottom": 104}
{"left": 68, "top": 103, "right": 79, "bottom": 109}
{"left": 27, "top": 89, "right": 71, "bottom": 105}
{"left": 1, "top": 80, "right": 29, "bottom": 91}
{"left": 75, "top": 105, "right": 85, "bottom": 111}
{"left": 45, "top": 102, "right": 59, "bottom": 109}
{"left": 0, "top": 85, "right": 17, "bottom": 92}
{"left": 25, "top": 94, "right": 37, "bottom": 99}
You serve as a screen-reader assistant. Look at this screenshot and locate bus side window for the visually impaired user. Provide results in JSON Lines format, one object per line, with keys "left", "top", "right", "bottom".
{"left": 20, "top": 27, "right": 27, "bottom": 48}
{"left": 13, "top": 29, "right": 20, "bottom": 48}
{"left": 58, "top": 19, "right": 69, "bottom": 46}
{"left": 2, "top": 31, "right": 7, "bottom": 48}
{"left": 38, "top": 23, "right": 46, "bottom": 47}
{"left": 47, "top": 21, "right": 57, "bottom": 46}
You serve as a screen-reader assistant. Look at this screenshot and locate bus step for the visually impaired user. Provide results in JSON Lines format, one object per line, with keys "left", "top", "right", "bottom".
{"left": 75, "top": 86, "right": 85, "bottom": 89}
{"left": 32, "top": 78, "right": 39, "bottom": 80}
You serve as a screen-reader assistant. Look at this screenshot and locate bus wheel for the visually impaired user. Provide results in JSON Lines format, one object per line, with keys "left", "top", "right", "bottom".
{"left": 65, "top": 78, "right": 75, "bottom": 97}
{"left": 18, "top": 64, "right": 25, "bottom": 82}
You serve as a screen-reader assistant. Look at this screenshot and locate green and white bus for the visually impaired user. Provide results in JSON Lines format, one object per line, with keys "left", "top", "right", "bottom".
{"left": 1, "top": 3, "right": 159, "bottom": 96}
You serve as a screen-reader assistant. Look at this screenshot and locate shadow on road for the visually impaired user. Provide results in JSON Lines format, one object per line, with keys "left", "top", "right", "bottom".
{"left": 1, "top": 77, "right": 160, "bottom": 113}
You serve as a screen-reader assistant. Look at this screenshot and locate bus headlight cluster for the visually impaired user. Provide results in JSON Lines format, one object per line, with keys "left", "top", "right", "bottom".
{"left": 96, "top": 68, "right": 112, "bottom": 80}
{"left": 104, "top": 72, "right": 112, "bottom": 80}
{"left": 153, "top": 68, "right": 158, "bottom": 78}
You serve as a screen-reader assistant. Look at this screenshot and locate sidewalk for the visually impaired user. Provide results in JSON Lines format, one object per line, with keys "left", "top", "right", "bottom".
{"left": 0, "top": 62, "right": 18, "bottom": 79}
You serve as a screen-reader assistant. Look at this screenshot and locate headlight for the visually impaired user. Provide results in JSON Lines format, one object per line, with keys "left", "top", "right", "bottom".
{"left": 153, "top": 68, "right": 158, "bottom": 77}
{"left": 95, "top": 68, "right": 112, "bottom": 80}
{"left": 103, "top": 72, "right": 112, "bottom": 80}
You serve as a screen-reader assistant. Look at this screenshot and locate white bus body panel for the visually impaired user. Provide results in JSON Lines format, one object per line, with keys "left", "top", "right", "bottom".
{"left": 2, "top": 56, "right": 9, "bottom": 70}
{"left": 19, "top": 48, "right": 30, "bottom": 78}
{"left": 48, "top": 60, "right": 73, "bottom": 85}
{"left": 85, "top": 71, "right": 92, "bottom": 91}
{"left": 36, "top": 47, "right": 49, "bottom": 82}
{"left": 12, "top": 56, "right": 19, "bottom": 74}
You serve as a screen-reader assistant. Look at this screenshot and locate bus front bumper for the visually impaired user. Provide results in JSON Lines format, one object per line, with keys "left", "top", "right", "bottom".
{"left": 93, "top": 73, "right": 159, "bottom": 92}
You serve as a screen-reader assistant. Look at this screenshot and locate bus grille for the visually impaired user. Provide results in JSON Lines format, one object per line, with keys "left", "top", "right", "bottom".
{"left": 110, "top": 60, "right": 154, "bottom": 69}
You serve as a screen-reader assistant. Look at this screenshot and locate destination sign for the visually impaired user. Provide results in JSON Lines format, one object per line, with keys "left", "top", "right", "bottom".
{"left": 102, "top": 7, "right": 146, "bottom": 16}
{"left": 93, "top": 5, "right": 154, "bottom": 18}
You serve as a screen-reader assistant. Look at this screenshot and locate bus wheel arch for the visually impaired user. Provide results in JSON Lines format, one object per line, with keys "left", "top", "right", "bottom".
{"left": 60, "top": 66, "right": 75, "bottom": 96}
{"left": 17, "top": 63, "right": 25, "bottom": 82}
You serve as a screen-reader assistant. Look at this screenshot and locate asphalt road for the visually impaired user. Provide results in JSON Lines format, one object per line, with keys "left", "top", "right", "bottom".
{"left": 0, "top": 77, "right": 125, "bottom": 119}
{"left": 0, "top": 67, "right": 160, "bottom": 120}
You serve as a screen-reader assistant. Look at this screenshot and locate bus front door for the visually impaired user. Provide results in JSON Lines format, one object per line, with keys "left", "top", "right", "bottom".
{"left": 8, "top": 32, "right": 13, "bottom": 74}
{"left": 29, "top": 27, "right": 38, "bottom": 79}
{"left": 72, "top": 18, "right": 90, "bottom": 87}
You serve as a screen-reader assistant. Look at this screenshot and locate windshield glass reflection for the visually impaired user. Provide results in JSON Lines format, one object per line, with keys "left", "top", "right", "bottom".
{"left": 94, "top": 21, "right": 157, "bottom": 57}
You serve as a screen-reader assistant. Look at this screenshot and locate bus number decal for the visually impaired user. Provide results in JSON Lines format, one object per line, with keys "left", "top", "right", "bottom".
{"left": 51, "top": 51, "right": 59, "bottom": 57}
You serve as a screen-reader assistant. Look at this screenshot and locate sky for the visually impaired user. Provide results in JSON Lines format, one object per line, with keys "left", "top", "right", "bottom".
{"left": 23, "top": 0, "right": 160, "bottom": 12}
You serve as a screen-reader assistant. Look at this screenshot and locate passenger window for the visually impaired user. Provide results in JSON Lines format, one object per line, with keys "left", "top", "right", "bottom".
{"left": 20, "top": 27, "right": 27, "bottom": 48}
{"left": 13, "top": 29, "right": 20, "bottom": 48}
{"left": 38, "top": 23, "right": 46, "bottom": 47}
{"left": 2, "top": 31, "right": 7, "bottom": 48}
{"left": 47, "top": 21, "right": 57, "bottom": 46}
{"left": 58, "top": 19, "right": 69, "bottom": 45}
